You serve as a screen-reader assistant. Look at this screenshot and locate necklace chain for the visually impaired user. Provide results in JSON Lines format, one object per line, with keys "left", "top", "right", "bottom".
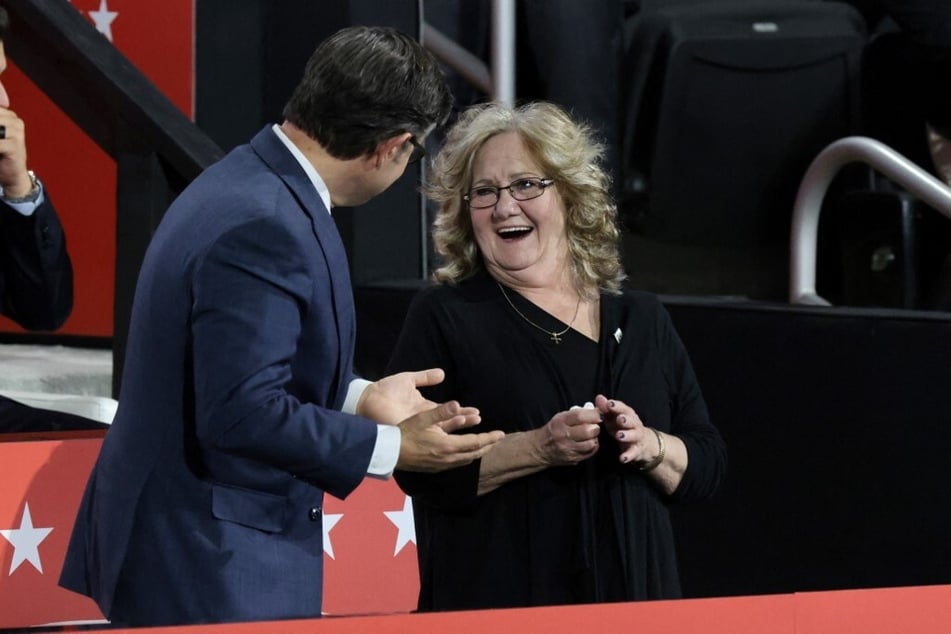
{"left": 497, "top": 283, "right": 581, "bottom": 345}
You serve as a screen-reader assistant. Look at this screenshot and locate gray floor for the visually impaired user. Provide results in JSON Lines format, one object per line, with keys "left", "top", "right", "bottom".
{"left": 0, "top": 343, "right": 112, "bottom": 397}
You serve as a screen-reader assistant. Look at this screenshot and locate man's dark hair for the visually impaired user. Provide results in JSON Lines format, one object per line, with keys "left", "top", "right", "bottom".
{"left": 283, "top": 25, "right": 453, "bottom": 159}
{"left": 0, "top": 7, "right": 9, "bottom": 41}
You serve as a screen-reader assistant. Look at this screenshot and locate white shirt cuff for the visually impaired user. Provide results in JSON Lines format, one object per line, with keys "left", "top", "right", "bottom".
{"left": 343, "top": 378, "right": 372, "bottom": 415}
{"left": 367, "top": 424, "right": 401, "bottom": 479}
{"left": 2, "top": 186, "right": 45, "bottom": 216}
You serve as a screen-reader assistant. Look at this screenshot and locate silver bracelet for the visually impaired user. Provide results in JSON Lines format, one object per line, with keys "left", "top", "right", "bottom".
{"left": 638, "top": 428, "right": 666, "bottom": 472}
{"left": 2, "top": 170, "right": 40, "bottom": 204}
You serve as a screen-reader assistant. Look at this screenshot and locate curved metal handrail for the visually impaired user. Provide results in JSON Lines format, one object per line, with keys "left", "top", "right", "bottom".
{"left": 790, "top": 136, "right": 951, "bottom": 305}
{"left": 422, "top": 0, "right": 515, "bottom": 106}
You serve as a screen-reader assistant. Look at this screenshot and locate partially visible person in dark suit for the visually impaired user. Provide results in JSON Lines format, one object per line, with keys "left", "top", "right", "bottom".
{"left": 59, "top": 25, "right": 503, "bottom": 627}
{"left": 851, "top": 0, "right": 951, "bottom": 184}
{"left": 849, "top": 0, "right": 951, "bottom": 309}
{"left": 0, "top": 6, "right": 107, "bottom": 433}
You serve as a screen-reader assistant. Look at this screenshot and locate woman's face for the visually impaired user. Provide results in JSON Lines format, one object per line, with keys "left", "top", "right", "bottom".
{"left": 469, "top": 131, "right": 569, "bottom": 288}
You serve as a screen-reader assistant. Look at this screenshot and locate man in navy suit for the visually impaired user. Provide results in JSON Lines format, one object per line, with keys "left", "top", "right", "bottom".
{"left": 0, "top": 6, "right": 106, "bottom": 433}
{"left": 60, "top": 25, "right": 503, "bottom": 626}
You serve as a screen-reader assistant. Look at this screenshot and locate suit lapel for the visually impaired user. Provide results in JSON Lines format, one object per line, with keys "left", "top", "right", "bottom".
{"left": 249, "top": 127, "right": 356, "bottom": 405}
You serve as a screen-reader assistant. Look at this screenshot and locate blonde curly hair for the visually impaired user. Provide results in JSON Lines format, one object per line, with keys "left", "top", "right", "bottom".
{"left": 427, "top": 101, "right": 625, "bottom": 295}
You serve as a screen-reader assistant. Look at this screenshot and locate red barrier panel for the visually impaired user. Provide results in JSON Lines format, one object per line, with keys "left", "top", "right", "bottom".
{"left": 5, "top": 434, "right": 951, "bottom": 632}
{"left": 0, "top": 434, "right": 106, "bottom": 628}
{"left": 323, "top": 480, "right": 419, "bottom": 615}
{"left": 75, "top": 585, "right": 951, "bottom": 634}
{"left": 0, "top": 434, "right": 419, "bottom": 629}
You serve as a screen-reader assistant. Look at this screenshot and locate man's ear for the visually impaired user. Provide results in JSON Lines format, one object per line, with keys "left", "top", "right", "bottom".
{"left": 371, "top": 132, "right": 413, "bottom": 167}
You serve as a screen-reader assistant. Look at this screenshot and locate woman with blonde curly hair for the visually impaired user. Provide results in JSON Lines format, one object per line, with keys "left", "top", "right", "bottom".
{"left": 388, "top": 101, "right": 726, "bottom": 611}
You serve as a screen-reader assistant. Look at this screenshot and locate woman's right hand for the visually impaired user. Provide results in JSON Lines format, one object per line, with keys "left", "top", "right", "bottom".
{"left": 538, "top": 407, "right": 601, "bottom": 466}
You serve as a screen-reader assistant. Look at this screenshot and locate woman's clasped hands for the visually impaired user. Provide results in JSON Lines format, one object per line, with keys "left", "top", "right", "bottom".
{"left": 539, "top": 395, "right": 662, "bottom": 467}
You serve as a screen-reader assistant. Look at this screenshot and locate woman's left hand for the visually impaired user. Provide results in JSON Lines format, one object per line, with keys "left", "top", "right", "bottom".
{"left": 594, "top": 394, "right": 660, "bottom": 465}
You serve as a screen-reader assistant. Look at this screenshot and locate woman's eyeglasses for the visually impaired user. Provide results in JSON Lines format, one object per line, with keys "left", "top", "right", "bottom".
{"left": 463, "top": 178, "right": 555, "bottom": 209}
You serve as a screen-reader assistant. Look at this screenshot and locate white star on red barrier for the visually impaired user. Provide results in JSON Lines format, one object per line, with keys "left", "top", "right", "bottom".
{"left": 383, "top": 495, "right": 416, "bottom": 556}
{"left": 0, "top": 502, "right": 54, "bottom": 575}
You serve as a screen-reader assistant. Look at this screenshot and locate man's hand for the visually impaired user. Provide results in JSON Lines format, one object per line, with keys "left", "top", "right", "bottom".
{"left": 0, "top": 107, "right": 33, "bottom": 197}
{"left": 356, "top": 368, "right": 445, "bottom": 425}
{"left": 397, "top": 400, "right": 504, "bottom": 472}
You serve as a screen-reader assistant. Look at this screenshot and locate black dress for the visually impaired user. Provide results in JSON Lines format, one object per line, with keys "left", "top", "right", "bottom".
{"left": 387, "top": 271, "right": 726, "bottom": 611}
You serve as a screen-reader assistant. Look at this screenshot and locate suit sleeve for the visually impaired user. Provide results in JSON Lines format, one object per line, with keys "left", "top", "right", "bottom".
{"left": 190, "top": 215, "right": 377, "bottom": 500}
{"left": 0, "top": 195, "right": 73, "bottom": 330}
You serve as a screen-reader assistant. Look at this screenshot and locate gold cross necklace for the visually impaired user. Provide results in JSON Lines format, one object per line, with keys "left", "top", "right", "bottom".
{"left": 497, "top": 282, "right": 581, "bottom": 345}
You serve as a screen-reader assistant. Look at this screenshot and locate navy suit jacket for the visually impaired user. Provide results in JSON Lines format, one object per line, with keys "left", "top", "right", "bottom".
{"left": 0, "top": 195, "right": 73, "bottom": 330}
{"left": 60, "top": 127, "right": 380, "bottom": 626}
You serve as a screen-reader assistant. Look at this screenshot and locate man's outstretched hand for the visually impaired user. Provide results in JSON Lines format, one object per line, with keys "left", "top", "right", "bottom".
{"left": 396, "top": 401, "right": 504, "bottom": 473}
{"left": 356, "top": 368, "right": 446, "bottom": 425}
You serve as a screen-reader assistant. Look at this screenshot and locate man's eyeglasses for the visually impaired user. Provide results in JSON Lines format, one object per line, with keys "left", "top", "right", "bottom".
{"left": 463, "top": 177, "right": 555, "bottom": 209}
{"left": 407, "top": 136, "right": 427, "bottom": 165}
